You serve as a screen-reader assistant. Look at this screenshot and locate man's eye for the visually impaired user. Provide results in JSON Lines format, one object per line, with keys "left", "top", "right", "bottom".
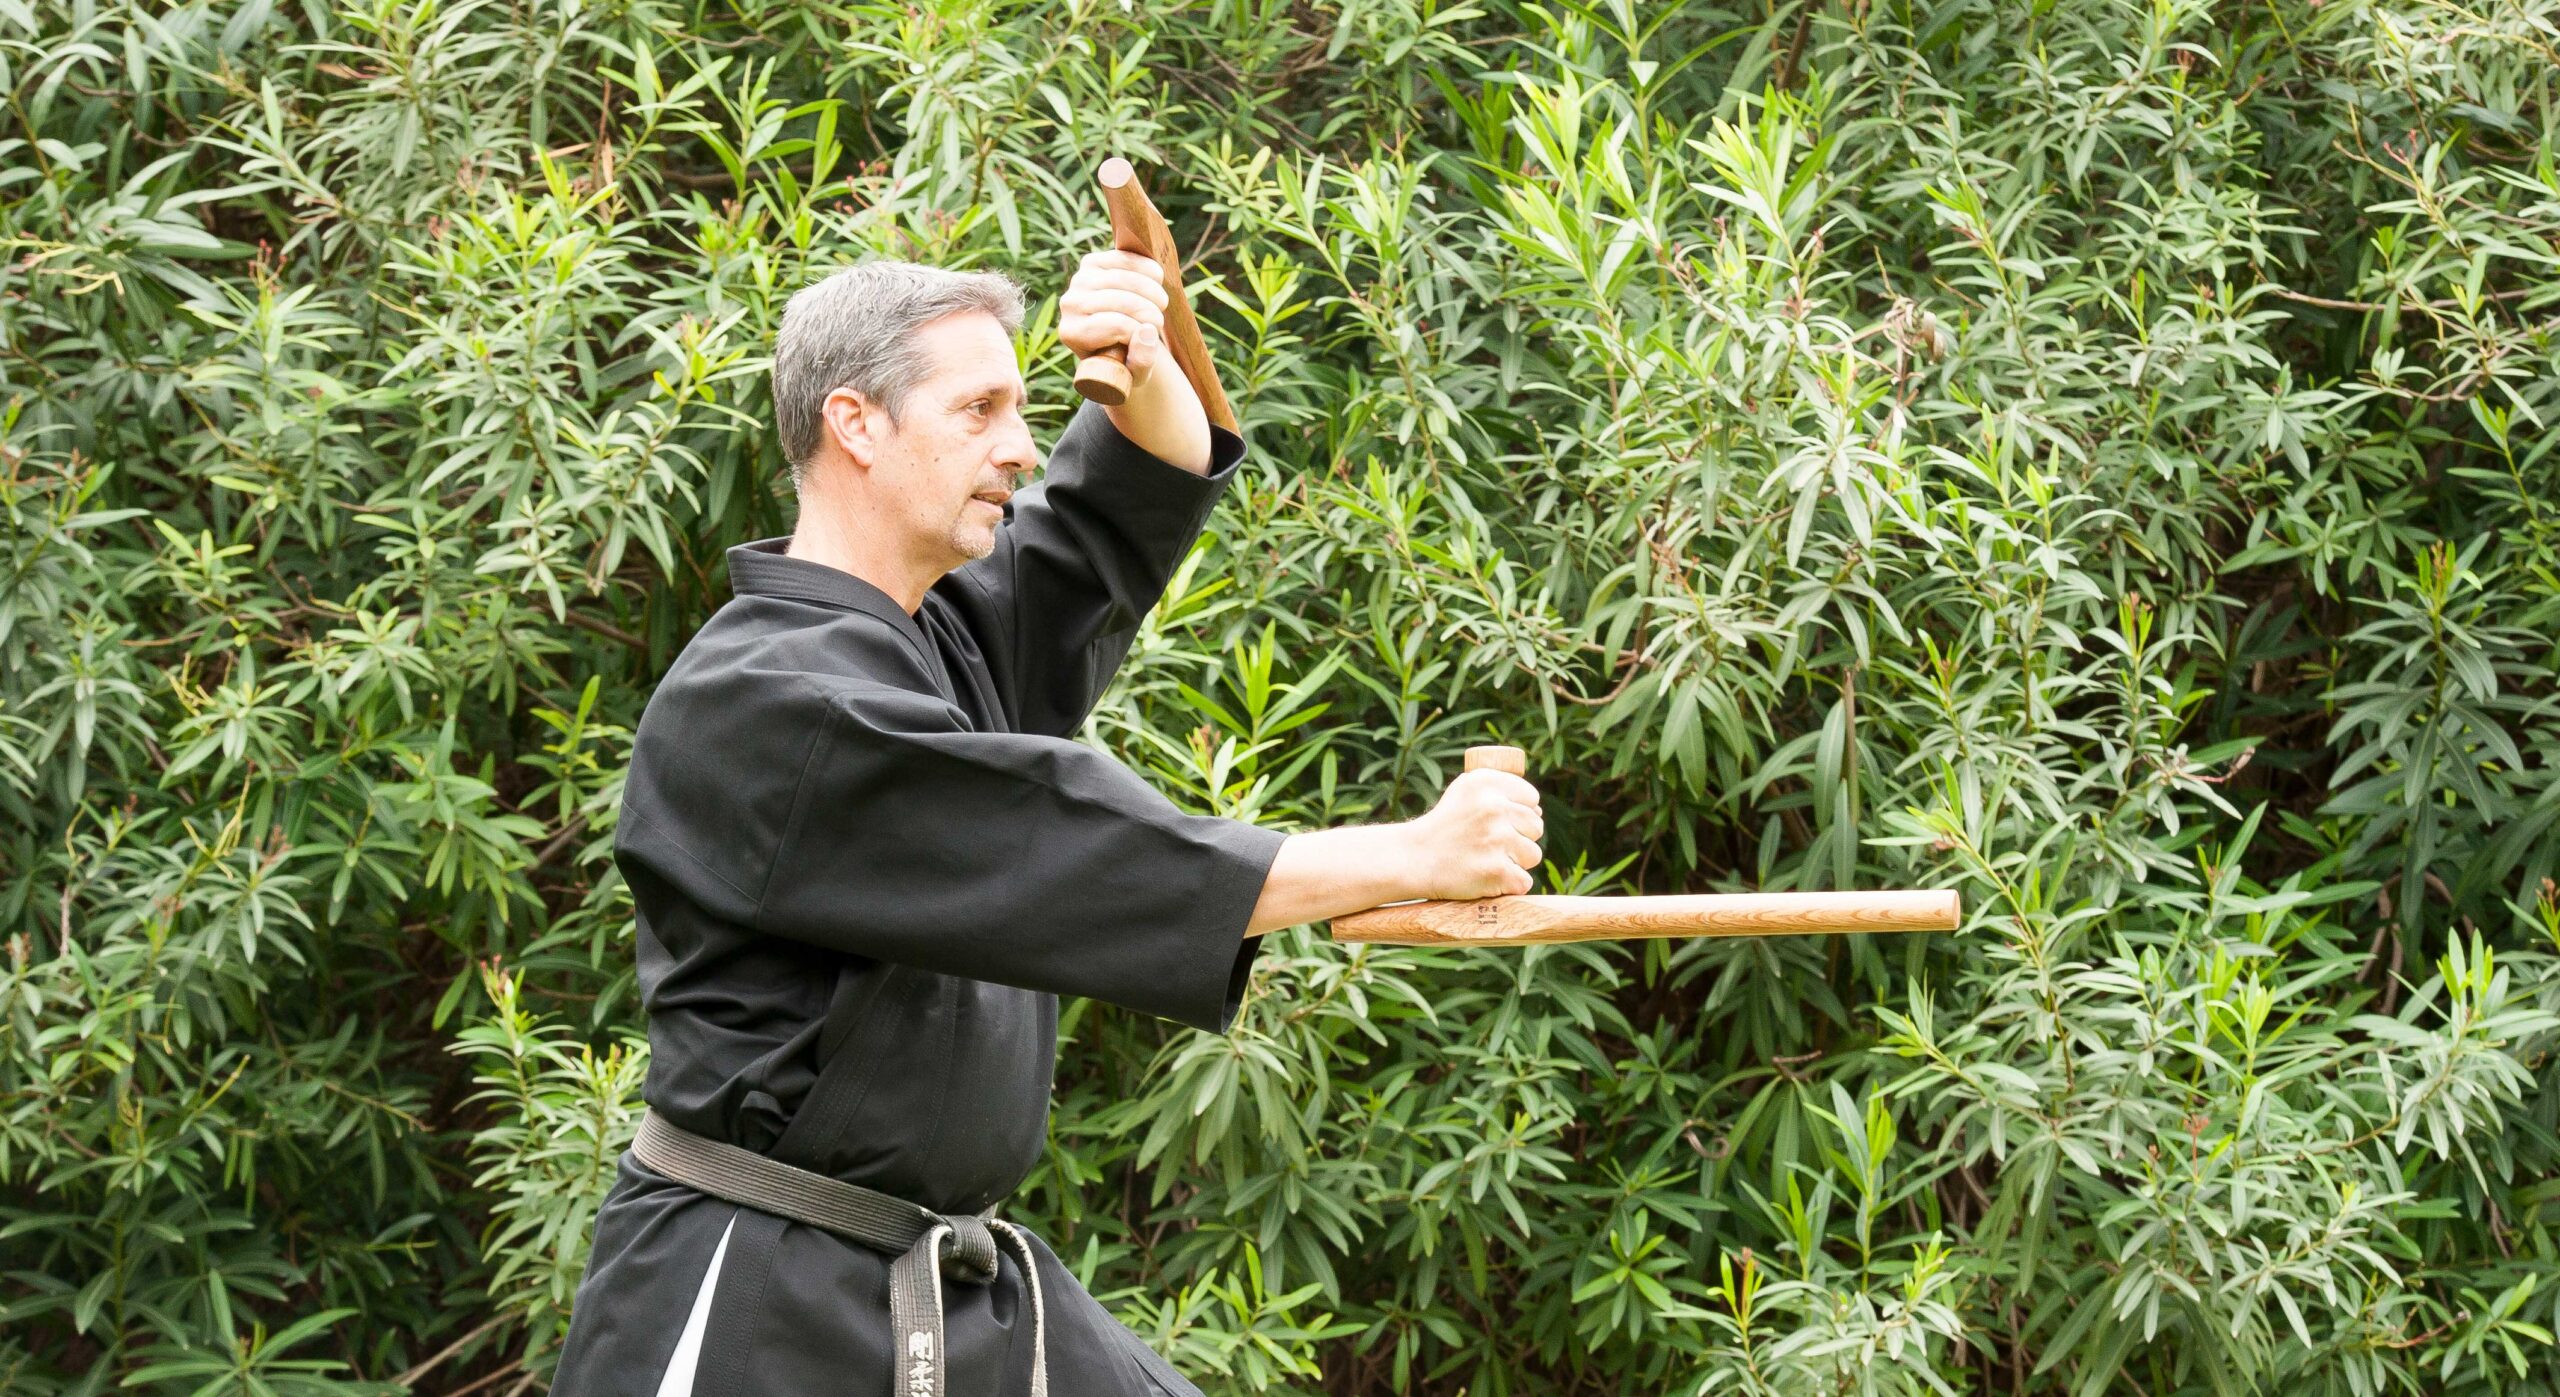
{"left": 970, "top": 400, "right": 991, "bottom": 416}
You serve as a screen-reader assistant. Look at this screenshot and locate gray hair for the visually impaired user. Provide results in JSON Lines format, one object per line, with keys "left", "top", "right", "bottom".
{"left": 771, "top": 259, "right": 1026, "bottom": 489}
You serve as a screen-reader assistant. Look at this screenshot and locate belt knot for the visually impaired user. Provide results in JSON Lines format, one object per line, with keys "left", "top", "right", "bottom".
{"left": 919, "top": 1212, "right": 1000, "bottom": 1285}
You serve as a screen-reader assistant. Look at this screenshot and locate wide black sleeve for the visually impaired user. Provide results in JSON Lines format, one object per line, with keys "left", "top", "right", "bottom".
{"left": 752, "top": 679, "right": 1287, "bottom": 1034}
{"left": 934, "top": 400, "right": 1248, "bottom": 738}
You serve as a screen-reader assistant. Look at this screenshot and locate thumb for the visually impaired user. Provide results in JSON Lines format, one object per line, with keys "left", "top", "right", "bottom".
{"left": 1126, "top": 322, "right": 1161, "bottom": 381}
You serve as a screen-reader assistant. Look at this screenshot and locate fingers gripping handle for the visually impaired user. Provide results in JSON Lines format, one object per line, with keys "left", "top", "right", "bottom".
{"left": 1467, "top": 745, "right": 1534, "bottom": 896}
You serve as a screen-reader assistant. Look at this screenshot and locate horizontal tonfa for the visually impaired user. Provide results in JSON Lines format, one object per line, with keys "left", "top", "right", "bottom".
{"left": 1329, "top": 888, "right": 1964, "bottom": 945}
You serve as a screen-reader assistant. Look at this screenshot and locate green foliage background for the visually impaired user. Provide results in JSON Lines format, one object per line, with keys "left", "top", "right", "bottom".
{"left": 6, "top": 0, "right": 2560, "bottom": 1392}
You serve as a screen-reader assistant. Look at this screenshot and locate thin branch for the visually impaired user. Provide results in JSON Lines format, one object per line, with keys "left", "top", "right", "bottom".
{"left": 395, "top": 1314, "right": 511, "bottom": 1388}
{"left": 531, "top": 816, "right": 591, "bottom": 870}
{"left": 2265, "top": 283, "right": 2542, "bottom": 313}
{"left": 562, "top": 609, "right": 647, "bottom": 652}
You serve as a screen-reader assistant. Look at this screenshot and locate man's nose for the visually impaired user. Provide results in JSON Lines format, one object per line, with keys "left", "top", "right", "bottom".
{"left": 995, "top": 420, "right": 1039, "bottom": 481}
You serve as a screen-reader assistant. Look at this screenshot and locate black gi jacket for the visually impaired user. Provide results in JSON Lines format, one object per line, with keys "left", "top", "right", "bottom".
{"left": 550, "top": 401, "right": 1288, "bottom": 1397}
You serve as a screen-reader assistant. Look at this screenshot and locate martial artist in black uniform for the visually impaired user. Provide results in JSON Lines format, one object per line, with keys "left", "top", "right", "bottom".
{"left": 549, "top": 249, "right": 1544, "bottom": 1397}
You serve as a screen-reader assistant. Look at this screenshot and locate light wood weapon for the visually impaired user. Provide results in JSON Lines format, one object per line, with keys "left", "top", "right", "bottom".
{"left": 1329, "top": 746, "right": 1964, "bottom": 945}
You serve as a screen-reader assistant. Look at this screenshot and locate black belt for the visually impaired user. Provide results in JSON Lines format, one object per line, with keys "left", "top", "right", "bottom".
{"left": 634, "top": 1107, "right": 1048, "bottom": 1397}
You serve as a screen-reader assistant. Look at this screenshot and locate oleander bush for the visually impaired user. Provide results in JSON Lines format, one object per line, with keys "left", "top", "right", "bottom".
{"left": 4, "top": 0, "right": 2558, "bottom": 1392}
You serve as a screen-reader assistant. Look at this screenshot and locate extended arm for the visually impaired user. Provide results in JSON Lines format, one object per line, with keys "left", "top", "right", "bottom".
{"left": 1245, "top": 769, "right": 1548, "bottom": 936}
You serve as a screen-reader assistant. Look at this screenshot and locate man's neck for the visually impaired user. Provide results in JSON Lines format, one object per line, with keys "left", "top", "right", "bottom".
{"left": 784, "top": 492, "right": 937, "bottom": 616}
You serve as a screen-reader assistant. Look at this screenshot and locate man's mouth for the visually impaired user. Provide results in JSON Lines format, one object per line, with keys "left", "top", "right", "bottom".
{"left": 972, "top": 489, "right": 1011, "bottom": 510}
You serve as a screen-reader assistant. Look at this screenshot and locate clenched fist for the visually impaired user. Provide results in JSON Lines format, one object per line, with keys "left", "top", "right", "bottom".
{"left": 1404, "top": 767, "right": 1544, "bottom": 900}
{"left": 1059, "top": 249, "right": 1175, "bottom": 388}
{"left": 1057, "top": 247, "right": 1208, "bottom": 471}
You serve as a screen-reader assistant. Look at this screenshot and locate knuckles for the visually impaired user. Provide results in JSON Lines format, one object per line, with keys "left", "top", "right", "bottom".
{"left": 1426, "top": 767, "right": 1547, "bottom": 898}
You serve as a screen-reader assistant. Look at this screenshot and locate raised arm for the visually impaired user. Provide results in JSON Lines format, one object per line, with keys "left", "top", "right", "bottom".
{"left": 932, "top": 399, "right": 1240, "bottom": 736}
{"left": 932, "top": 249, "right": 1233, "bottom": 737}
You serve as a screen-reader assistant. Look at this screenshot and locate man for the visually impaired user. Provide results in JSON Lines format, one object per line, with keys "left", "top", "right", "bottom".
{"left": 549, "top": 251, "right": 1543, "bottom": 1397}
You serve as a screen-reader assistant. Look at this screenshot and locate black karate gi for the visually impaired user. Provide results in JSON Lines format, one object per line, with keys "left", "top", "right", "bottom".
{"left": 551, "top": 401, "right": 1287, "bottom": 1397}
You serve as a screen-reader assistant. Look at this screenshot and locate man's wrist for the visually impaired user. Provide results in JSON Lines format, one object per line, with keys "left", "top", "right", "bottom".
{"left": 1246, "top": 822, "right": 1432, "bottom": 936}
{"left": 1367, "top": 821, "right": 1431, "bottom": 906}
{"left": 1102, "top": 365, "right": 1212, "bottom": 475}
{"left": 1334, "top": 821, "right": 1438, "bottom": 916}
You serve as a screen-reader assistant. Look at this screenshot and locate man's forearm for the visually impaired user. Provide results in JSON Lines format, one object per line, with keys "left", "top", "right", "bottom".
{"left": 1245, "top": 825, "right": 1421, "bottom": 936}
{"left": 1102, "top": 338, "right": 1212, "bottom": 475}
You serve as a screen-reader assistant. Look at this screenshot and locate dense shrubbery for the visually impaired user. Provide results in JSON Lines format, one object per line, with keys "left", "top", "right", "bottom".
{"left": 5, "top": 0, "right": 2558, "bottom": 1392}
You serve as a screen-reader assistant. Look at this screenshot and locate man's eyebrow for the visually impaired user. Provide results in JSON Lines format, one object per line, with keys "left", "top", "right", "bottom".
{"left": 951, "top": 380, "right": 1021, "bottom": 405}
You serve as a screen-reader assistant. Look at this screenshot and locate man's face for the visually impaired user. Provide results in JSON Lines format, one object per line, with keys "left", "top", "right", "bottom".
{"left": 841, "top": 311, "right": 1038, "bottom": 572}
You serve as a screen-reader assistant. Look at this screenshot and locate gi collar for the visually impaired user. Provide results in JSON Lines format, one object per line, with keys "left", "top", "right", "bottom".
{"left": 725, "top": 537, "right": 926, "bottom": 635}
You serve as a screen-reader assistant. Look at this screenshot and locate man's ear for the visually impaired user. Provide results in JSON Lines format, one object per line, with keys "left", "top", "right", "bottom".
{"left": 820, "top": 386, "right": 888, "bottom": 471}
